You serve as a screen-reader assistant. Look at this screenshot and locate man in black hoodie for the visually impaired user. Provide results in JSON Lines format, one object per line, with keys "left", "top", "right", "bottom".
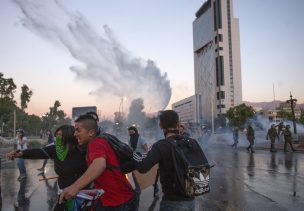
{"left": 135, "top": 110, "right": 195, "bottom": 211}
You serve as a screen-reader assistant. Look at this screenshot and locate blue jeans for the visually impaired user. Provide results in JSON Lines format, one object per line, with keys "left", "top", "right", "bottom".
{"left": 16, "top": 158, "right": 26, "bottom": 176}
{"left": 160, "top": 200, "right": 195, "bottom": 211}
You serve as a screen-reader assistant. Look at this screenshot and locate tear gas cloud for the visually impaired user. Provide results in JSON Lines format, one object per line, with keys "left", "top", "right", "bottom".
{"left": 12, "top": 0, "right": 171, "bottom": 113}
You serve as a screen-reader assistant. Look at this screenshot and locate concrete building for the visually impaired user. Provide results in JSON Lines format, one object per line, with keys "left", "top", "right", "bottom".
{"left": 193, "top": 0, "right": 242, "bottom": 123}
{"left": 172, "top": 95, "right": 201, "bottom": 124}
{"left": 72, "top": 106, "right": 97, "bottom": 120}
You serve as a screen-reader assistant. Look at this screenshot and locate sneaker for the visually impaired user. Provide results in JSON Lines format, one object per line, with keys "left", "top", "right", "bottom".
{"left": 17, "top": 175, "right": 26, "bottom": 181}
{"left": 37, "top": 167, "right": 45, "bottom": 171}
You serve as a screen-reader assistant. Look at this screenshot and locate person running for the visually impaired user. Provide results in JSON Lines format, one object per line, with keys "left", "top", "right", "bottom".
{"left": 266, "top": 124, "right": 279, "bottom": 152}
{"left": 7, "top": 125, "right": 87, "bottom": 210}
{"left": 231, "top": 127, "right": 239, "bottom": 149}
{"left": 59, "top": 113, "right": 136, "bottom": 211}
{"left": 246, "top": 124, "right": 255, "bottom": 153}
{"left": 134, "top": 110, "right": 196, "bottom": 211}
{"left": 283, "top": 125, "right": 296, "bottom": 152}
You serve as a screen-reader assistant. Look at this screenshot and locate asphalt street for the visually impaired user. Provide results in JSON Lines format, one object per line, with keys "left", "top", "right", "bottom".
{"left": 1, "top": 142, "right": 304, "bottom": 211}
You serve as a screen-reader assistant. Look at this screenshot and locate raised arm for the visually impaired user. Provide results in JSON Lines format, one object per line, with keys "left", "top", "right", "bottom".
{"left": 135, "top": 143, "right": 161, "bottom": 173}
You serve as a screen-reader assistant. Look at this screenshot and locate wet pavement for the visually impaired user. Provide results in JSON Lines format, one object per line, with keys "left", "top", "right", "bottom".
{"left": 1, "top": 142, "right": 304, "bottom": 211}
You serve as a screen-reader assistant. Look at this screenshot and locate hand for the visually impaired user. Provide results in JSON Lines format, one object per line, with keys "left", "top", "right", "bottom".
{"left": 5, "top": 150, "right": 22, "bottom": 160}
{"left": 6, "top": 151, "right": 15, "bottom": 160}
{"left": 59, "top": 185, "right": 80, "bottom": 204}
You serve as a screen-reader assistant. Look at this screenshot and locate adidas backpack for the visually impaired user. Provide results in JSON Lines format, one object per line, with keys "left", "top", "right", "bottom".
{"left": 168, "top": 135, "right": 212, "bottom": 197}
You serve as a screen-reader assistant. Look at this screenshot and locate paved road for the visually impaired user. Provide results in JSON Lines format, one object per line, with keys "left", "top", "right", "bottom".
{"left": 1, "top": 143, "right": 304, "bottom": 211}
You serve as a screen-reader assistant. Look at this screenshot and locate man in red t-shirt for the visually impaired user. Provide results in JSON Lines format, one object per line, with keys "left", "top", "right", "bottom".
{"left": 59, "top": 113, "right": 135, "bottom": 210}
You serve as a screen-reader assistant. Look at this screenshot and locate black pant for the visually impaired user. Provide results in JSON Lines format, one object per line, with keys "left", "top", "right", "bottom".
{"left": 94, "top": 196, "right": 136, "bottom": 211}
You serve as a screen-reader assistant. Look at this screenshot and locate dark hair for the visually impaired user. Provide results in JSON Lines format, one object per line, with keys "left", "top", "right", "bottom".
{"left": 16, "top": 129, "right": 25, "bottom": 138}
{"left": 128, "top": 126, "right": 138, "bottom": 135}
{"left": 75, "top": 114, "right": 99, "bottom": 134}
{"left": 55, "top": 125, "right": 78, "bottom": 148}
{"left": 86, "top": 111, "right": 99, "bottom": 122}
{"left": 159, "top": 110, "right": 179, "bottom": 129}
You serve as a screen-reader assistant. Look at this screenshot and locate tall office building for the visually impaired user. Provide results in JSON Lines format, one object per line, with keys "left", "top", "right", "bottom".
{"left": 193, "top": 0, "right": 242, "bottom": 123}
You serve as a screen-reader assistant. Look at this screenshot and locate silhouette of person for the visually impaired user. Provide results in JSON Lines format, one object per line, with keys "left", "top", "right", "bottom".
{"left": 231, "top": 127, "right": 239, "bottom": 149}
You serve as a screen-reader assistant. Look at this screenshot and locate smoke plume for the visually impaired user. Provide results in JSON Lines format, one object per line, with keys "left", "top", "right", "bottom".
{"left": 12, "top": 0, "right": 171, "bottom": 112}
{"left": 127, "top": 98, "right": 146, "bottom": 127}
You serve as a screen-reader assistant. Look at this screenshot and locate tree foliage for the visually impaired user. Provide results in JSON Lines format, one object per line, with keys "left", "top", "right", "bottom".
{"left": 0, "top": 73, "right": 42, "bottom": 136}
{"left": 20, "top": 84, "right": 33, "bottom": 110}
{"left": 42, "top": 100, "right": 70, "bottom": 131}
{"left": 0, "top": 73, "right": 17, "bottom": 135}
{"left": 226, "top": 103, "right": 256, "bottom": 128}
{"left": 277, "top": 110, "right": 293, "bottom": 120}
{"left": 299, "top": 109, "right": 304, "bottom": 124}
{"left": 0, "top": 72, "right": 17, "bottom": 100}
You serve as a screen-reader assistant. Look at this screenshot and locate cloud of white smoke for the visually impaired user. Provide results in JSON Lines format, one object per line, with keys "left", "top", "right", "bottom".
{"left": 12, "top": 0, "right": 172, "bottom": 112}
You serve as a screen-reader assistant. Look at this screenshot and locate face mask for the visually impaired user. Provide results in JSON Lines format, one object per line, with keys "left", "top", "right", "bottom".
{"left": 55, "top": 136, "right": 68, "bottom": 161}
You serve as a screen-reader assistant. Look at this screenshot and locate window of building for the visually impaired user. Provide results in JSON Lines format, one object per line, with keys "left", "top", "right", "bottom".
{"left": 217, "top": 104, "right": 226, "bottom": 109}
{"left": 217, "top": 91, "right": 225, "bottom": 100}
{"left": 217, "top": 0, "right": 222, "bottom": 29}
{"left": 216, "top": 57, "right": 219, "bottom": 86}
{"left": 213, "top": 2, "right": 217, "bottom": 30}
{"left": 221, "top": 91, "right": 225, "bottom": 99}
{"left": 218, "top": 34, "right": 223, "bottom": 42}
{"left": 219, "top": 56, "right": 224, "bottom": 86}
{"left": 215, "top": 56, "right": 224, "bottom": 86}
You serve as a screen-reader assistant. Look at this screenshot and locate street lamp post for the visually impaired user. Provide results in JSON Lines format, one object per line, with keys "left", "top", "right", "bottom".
{"left": 211, "top": 95, "right": 215, "bottom": 134}
{"left": 209, "top": 82, "right": 215, "bottom": 134}
{"left": 286, "top": 92, "right": 297, "bottom": 141}
{"left": 13, "top": 110, "right": 16, "bottom": 137}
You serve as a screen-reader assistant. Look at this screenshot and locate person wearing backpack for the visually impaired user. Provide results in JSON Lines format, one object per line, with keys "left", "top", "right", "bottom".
{"left": 59, "top": 113, "right": 135, "bottom": 211}
{"left": 134, "top": 110, "right": 209, "bottom": 211}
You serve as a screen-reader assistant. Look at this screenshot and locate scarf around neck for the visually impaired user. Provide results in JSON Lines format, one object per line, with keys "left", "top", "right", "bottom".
{"left": 55, "top": 137, "right": 68, "bottom": 161}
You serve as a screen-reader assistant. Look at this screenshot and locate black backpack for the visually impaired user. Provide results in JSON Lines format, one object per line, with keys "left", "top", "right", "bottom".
{"left": 98, "top": 133, "right": 136, "bottom": 174}
{"left": 168, "top": 135, "right": 212, "bottom": 197}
